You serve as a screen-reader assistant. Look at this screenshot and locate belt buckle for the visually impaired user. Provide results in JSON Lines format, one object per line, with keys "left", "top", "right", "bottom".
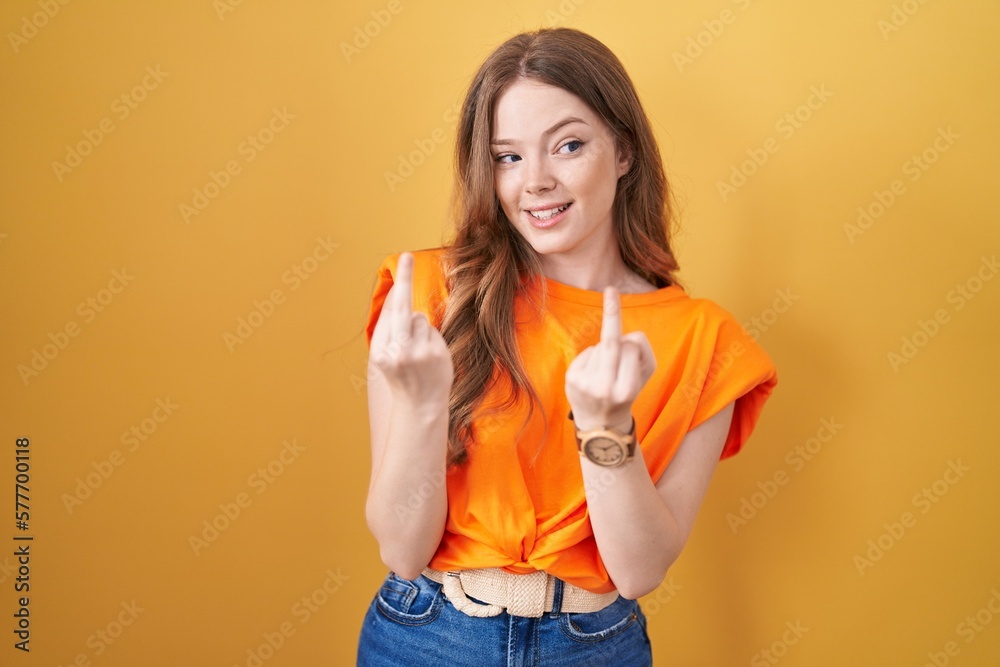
{"left": 503, "top": 569, "right": 549, "bottom": 618}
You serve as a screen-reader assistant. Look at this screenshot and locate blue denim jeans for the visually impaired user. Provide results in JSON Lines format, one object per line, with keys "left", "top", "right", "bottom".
{"left": 357, "top": 571, "right": 652, "bottom": 666}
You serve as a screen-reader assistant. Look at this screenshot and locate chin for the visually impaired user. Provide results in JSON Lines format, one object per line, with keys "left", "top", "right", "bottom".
{"left": 519, "top": 235, "right": 571, "bottom": 259}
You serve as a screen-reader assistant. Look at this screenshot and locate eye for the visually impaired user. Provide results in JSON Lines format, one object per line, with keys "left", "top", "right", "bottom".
{"left": 494, "top": 153, "right": 521, "bottom": 164}
{"left": 559, "top": 140, "right": 584, "bottom": 154}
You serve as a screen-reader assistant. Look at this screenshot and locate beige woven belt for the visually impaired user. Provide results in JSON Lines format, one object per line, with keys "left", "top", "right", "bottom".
{"left": 421, "top": 567, "right": 619, "bottom": 618}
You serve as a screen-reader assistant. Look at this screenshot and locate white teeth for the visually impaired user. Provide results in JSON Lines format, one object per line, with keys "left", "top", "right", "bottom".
{"left": 528, "top": 204, "right": 569, "bottom": 220}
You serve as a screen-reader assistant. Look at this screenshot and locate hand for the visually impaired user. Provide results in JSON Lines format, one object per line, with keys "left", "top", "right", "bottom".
{"left": 565, "top": 287, "right": 656, "bottom": 430}
{"left": 369, "top": 252, "right": 454, "bottom": 407}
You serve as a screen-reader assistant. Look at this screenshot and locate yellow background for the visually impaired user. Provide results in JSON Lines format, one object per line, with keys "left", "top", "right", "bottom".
{"left": 1, "top": 0, "right": 998, "bottom": 665}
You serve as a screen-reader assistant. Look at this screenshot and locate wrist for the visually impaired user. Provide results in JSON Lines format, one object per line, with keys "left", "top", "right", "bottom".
{"left": 569, "top": 409, "right": 633, "bottom": 433}
{"left": 570, "top": 411, "right": 637, "bottom": 468}
{"left": 394, "top": 395, "right": 450, "bottom": 423}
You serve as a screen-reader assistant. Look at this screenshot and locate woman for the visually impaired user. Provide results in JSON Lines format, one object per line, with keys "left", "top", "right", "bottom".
{"left": 358, "top": 27, "right": 777, "bottom": 666}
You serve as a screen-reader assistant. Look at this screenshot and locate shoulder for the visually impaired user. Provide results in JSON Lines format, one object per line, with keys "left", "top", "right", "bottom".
{"left": 634, "top": 287, "right": 744, "bottom": 335}
{"left": 638, "top": 292, "right": 767, "bottom": 374}
{"left": 687, "top": 295, "right": 743, "bottom": 329}
{"left": 672, "top": 294, "right": 777, "bottom": 392}
{"left": 684, "top": 296, "right": 757, "bottom": 354}
{"left": 371, "top": 247, "right": 449, "bottom": 298}
{"left": 375, "top": 247, "right": 448, "bottom": 280}
{"left": 366, "top": 247, "right": 449, "bottom": 337}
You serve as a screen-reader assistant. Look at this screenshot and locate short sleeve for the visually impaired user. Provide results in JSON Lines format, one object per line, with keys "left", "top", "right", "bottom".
{"left": 363, "top": 249, "right": 448, "bottom": 349}
{"left": 689, "top": 309, "right": 778, "bottom": 460}
{"left": 364, "top": 253, "right": 400, "bottom": 348}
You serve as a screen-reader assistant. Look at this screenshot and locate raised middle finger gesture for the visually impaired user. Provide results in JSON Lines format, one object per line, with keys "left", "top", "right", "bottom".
{"left": 565, "top": 287, "right": 656, "bottom": 429}
{"left": 369, "top": 252, "right": 454, "bottom": 407}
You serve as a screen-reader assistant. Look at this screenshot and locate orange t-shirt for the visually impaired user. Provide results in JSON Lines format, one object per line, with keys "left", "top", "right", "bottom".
{"left": 365, "top": 248, "right": 778, "bottom": 593}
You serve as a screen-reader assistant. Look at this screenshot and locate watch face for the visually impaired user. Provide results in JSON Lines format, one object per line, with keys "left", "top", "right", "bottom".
{"left": 583, "top": 436, "right": 626, "bottom": 467}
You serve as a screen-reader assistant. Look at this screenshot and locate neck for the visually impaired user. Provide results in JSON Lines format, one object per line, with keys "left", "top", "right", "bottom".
{"left": 538, "top": 252, "right": 652, "bottom": 294}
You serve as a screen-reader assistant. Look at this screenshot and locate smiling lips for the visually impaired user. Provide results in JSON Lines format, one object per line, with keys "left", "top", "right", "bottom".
{"left": 526, "top": 202, "right": 572, "bottom": 225}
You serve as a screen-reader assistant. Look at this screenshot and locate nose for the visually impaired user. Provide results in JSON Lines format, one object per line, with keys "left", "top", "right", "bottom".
{"left": 523, "top": 156, "right": 555, "bottom": 194}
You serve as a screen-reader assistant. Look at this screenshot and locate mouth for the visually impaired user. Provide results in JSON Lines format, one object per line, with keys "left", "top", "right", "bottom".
{"left": 524, "top": 202, "right": 572, "bottom": 227}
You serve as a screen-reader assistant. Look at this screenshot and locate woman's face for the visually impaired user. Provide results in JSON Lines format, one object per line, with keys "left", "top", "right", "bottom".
{"left": 490, "top": 79, "right": 631, "bottom": 272}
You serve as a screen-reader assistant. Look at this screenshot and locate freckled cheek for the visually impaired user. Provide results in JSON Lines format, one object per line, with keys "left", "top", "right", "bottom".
{"left": 558, "top": 158, "right": 602, "bottom": 191}
{"left": 494, "top": 176, "right": 520, "bottom": 222}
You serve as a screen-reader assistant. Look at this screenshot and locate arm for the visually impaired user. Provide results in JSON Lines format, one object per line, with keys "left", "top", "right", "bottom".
{"left": 576, "top": 401, "right": 734, "bottom": 599}
{"left": 565, "top": 286, "right": 734, "bottom": 599}
{"left": 364, "top": 253, "right": 453, "bottom": 580}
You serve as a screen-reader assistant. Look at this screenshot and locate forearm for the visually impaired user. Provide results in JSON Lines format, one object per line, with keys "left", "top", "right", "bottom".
{"left": 366, "top": 400, "right": 449, "bottom": 579}
{"left": 577, "top": 417, "right": 683, "bottom": 599}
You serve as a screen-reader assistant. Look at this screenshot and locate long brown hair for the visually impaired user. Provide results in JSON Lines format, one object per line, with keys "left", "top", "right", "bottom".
{"left": 439, "top": 27, "right": 683, "bottom": 466}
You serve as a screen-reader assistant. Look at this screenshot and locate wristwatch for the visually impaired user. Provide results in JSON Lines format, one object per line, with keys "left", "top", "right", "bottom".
{"left": 569, "top": 411, "right": 636, "bottom": 467}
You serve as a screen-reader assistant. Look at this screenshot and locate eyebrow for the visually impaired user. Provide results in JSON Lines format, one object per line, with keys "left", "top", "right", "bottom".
{"left": 490, "top": 117, "right": 588, "bottom": 146}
